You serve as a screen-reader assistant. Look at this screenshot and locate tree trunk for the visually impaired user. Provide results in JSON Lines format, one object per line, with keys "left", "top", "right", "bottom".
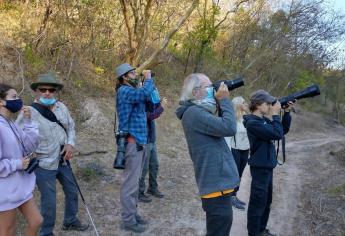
{"left": 136, "top": 0, "right": 199, "bottom": 73}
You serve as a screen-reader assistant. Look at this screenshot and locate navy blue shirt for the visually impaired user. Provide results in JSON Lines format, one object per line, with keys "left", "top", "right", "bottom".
{"left": 243, "top": 112, "right": 291, "bottom": 169}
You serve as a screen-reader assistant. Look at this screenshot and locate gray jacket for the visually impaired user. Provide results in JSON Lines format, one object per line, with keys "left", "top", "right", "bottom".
{"left": 176, "top": 99, "right": 239, "bottom": 196}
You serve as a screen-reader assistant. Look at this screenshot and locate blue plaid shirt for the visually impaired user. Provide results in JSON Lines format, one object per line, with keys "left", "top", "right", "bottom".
{"left": 116, "top": 78, "right": 154, "bottom": 144}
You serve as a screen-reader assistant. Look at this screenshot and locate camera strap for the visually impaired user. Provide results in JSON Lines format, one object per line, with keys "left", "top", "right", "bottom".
{"left": 276, "top": 136, "right": 286, "bottom": 165}
{"left": 276, "top": 110, "right": 286, "bottom": 165}
{"left": 31, "top": 102, "right": 67, "bottom": 134}
{"left": 0, "top": 114, "right": 29, "bottom": 156}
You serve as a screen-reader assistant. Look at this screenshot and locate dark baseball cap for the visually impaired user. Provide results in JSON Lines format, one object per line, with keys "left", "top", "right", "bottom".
{"left": 250, "top": 90, "right": 276, "bottom": 104}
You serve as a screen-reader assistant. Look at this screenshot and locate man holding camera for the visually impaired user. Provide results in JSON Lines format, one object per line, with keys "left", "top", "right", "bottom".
{"left": 176, "top": 73, "right": 239, "bottom": 236}
{"left": 16, "top": 72, "right": 88, "bottom": 236}
{"left": 243, "top": 90, "right": 292, "bottom": 236}
{"left": 115, "top": 63, "right": 154, "bottom": 233}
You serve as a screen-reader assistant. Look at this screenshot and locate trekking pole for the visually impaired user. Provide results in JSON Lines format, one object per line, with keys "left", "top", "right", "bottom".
{"left": 65, "top": 160, "right": 100, "bottom": 236}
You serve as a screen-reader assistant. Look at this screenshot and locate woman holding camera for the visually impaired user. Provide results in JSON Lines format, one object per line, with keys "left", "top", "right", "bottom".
{"left": 243, "top": 90, "right": 292, "bottom": 236}
{"left": 0, "top": 83, "right": 42, "bottom": 236}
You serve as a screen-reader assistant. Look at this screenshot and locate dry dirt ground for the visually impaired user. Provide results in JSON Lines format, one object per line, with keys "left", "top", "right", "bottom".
{"left": 13, "top": 98, "right": 345, "bottom": 236}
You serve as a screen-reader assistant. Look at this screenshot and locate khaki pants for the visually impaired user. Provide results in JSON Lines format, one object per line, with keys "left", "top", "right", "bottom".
{"left": 120, "top": 143, "right": 145, "bottom": 226}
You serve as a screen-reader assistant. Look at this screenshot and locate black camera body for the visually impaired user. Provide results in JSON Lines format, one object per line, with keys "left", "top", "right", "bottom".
{"left": 25, "top": 158, "right": 39, "bottom": 174}
{"left": 275, "top": 84, "right": 321, "bottom": 107}
{"left": 113, "top": 131, "right": 129, "bottom": 169}
{"left": 213, "top": 77, "right": 245, "bottom": 91}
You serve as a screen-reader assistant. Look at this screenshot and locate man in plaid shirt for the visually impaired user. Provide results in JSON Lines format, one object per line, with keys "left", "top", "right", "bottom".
{"left": 115, "top": 63, "right": 154, "bottom": 233}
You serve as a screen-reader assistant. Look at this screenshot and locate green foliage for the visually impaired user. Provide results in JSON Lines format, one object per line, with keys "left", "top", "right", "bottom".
{"left": 294, "top": 70, "right": 324, "bottom": 92}
{"left": 0, "top": 2, "right": 17, "bottom": 11}
{"left": 23, "top": 44, "right": 45, "bottom": 76}
{"left": 78, "top": 162, "right": 105, "bottom": 182}
{"left": 329, "top": 183, "right": 345, "bottom": 196}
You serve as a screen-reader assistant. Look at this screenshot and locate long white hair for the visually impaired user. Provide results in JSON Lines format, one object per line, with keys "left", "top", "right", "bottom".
{"left": 232, "top": 96, "right": 246, "bottom": 121}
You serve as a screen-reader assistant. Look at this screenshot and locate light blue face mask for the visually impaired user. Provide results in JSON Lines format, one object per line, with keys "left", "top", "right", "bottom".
{"left": 204, "top": 86, "right": 215, "bottom": 100}
{"left": 193, "top": 86, "right": 217, "bottom": 113}
{"left": 39, "top": 97, "right": 57, "bottom": 106}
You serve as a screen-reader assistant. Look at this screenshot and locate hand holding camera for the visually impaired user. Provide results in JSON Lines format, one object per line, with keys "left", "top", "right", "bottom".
{"left": 283, "top": 101, "right": 295, "bottom": 112}
{"left": 22, "top": 157, "right": 30, "bottom": 169}
{"left": 23, "top": 154, "right": 39, "bottom": 174}
{"left": 215, "top": 82, "right": 230, "bottom": 100}
{"left": 271, "top": 101, "right": 281, "bottom": 115}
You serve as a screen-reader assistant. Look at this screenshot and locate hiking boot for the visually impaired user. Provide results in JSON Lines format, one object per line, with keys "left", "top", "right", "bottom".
{"left": 62, "top": 220, "right": 89, "bottom": 231}
{"left": 231, "top": 196, "right": 245, "bottom": 211}
{"left": 235, "top": 196, "right": 246, "bottom": 206}
{"left": 147, "top": 189, "right": 164, "bottom": 198}
{"left": 260, "top": 229, "right": 277, "bottom": 236}
{"left": 136, "top": 215, "right": 149, "bottom": 225}
{"left": 122, "top": 223, "right": 146, "bottom": 233}
{"left": 138, "top": 193, "right": 152, "bottom": 203}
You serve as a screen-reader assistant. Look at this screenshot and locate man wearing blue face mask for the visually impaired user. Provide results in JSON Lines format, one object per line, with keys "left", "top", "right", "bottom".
{"left": 176, "top": 73, "right": 239, "bottom": 236}
{"left": 16, "top": 72, "right": 89, "bottom": 236}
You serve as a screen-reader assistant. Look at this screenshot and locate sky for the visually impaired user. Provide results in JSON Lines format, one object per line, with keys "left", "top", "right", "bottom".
{"left": 334, "top": 0, "right": 345, "bottom": 11}
{"left": 330, "top": 0, "right": 345, "bottom": 68}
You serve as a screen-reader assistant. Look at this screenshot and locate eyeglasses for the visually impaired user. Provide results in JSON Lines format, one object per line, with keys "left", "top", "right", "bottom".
{"left": 38, "top": 88, "right": 57, "bottom": 93}
{"left": 194, "top": 85, "right": 213, "bottom": 90}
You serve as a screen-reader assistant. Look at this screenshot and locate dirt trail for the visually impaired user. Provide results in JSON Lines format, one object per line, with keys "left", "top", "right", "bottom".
{"left": 231, "top": 134, "right": 345, "bottom": 236}
{"left": 16, "top": 107, "right": 345, "bottom": 236}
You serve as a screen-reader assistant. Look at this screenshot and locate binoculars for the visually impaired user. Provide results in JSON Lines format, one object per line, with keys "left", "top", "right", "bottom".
{"left": 140, "top": 72, "right": 156, "bottom": 77}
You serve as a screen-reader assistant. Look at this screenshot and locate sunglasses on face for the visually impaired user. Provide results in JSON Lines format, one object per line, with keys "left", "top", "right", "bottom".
{"left": 38, "top": 88, "right": 57, "bottom": 93}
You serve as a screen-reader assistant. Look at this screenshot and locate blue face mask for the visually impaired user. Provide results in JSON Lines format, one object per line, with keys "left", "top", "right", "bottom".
{"left": 39, "top": 97, "right": 57, "bottom": 106}
{"left": 193, "top": 86, "right": 217, "bottom": 114}
{"left": 204, "top": 87, "right": 214, "bottom": 100}
{"left": 5, "top": 99, "right": 23, "bottom": 113}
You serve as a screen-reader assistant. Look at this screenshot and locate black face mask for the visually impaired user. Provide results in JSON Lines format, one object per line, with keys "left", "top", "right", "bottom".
{"left": 128, "top": 78, "right": 139, "bottom": 87}
{"left": 5, "top": 99, "right": 23, "bottom": 113}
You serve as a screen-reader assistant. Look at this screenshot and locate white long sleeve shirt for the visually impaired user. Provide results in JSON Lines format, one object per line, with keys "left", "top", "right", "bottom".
{"left": 16, "top": 101, "right": 76, "bottom": 170}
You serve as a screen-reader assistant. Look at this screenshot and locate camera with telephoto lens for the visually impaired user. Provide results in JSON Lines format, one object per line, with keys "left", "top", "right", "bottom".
{"left": 113, "top": 131, "right": 129, "bottom": 169}
{"left": 273, "top": 84, "right": 321, "bottom": 107}
{"left": 213, "top": 76, "right": 245, "bottom": 91}
{"left": 25, "top": 154, "right": 39, "bottom": 174}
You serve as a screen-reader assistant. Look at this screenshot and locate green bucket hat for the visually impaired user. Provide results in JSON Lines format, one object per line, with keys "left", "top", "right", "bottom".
{"left": 30, "top": 72, "right": 64, "bottom": 91}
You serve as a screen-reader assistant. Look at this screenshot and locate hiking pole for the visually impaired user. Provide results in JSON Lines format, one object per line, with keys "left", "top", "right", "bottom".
{"left": 64, "top": 160, "right": 100, "bottom": 236}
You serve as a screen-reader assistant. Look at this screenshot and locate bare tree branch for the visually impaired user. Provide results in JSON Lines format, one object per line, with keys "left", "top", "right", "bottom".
{"left": 137, "top": 0, "right": 200, "bottom": 72}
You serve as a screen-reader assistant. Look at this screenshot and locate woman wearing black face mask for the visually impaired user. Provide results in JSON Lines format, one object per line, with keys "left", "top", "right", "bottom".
{"left": 0, "top": 83, "right": 42, "bottom": 236}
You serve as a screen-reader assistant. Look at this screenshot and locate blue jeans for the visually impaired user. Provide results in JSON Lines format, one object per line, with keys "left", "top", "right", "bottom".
{"left": 139, "top": 142, "right": 159, "bottom": 194}
{"left": 35, "top": 164, "right": 79, "bottom": 236}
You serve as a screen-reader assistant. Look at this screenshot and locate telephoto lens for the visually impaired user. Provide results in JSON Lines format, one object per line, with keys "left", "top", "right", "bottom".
{"left": 113, "top": 131, "right": 129, "bottom": 169}
{"left": 278, "top": 84, "right": 321, "bottom": 107}
{"left": 213, "top": 76, "right": 244, "bottom": 91}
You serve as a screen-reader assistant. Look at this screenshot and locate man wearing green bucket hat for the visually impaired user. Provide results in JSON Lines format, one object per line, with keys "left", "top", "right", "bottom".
{"left": 16, "top": 71, "right": 89, "bottom": 236}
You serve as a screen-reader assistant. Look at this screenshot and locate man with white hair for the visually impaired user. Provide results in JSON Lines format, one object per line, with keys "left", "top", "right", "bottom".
{"left": 176, "top": 73, "right": 239, "bottom": 236}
